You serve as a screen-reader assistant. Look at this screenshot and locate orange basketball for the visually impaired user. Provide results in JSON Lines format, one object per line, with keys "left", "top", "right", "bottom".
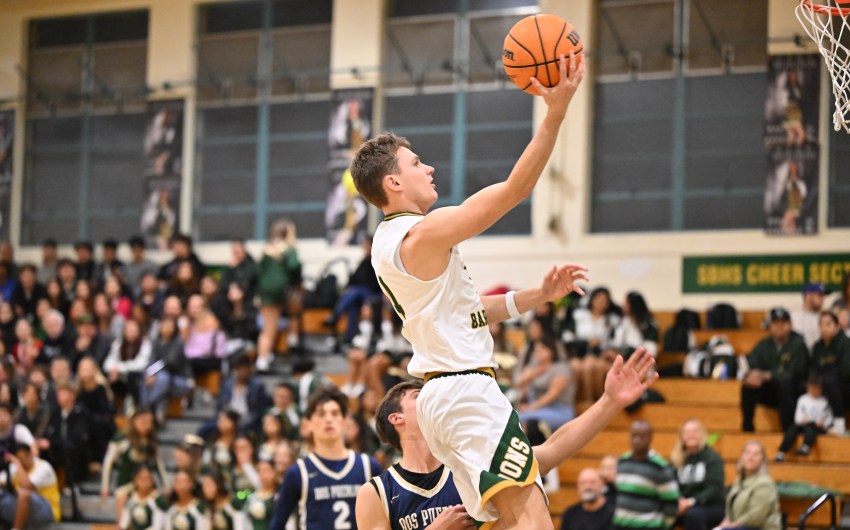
{"left": 502, "top": 14, "right": 584, "bottom": 95}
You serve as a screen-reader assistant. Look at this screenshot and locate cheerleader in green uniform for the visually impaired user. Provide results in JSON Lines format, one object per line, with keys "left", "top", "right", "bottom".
{"left": 165, "top": 469, "right": 209, "bottom": 530}
{"left": 119, "top": 466, "right": 164, "bottom": 530}
{"left": 231, "top": 434, "right": 260, "bottom": 495}
{"left": 241, "top": 459, "right": 278, "bottom": 530}
{"left": 201, "top": 471, "right": 246, "bottom": 530}
{"left": 257, "top": 413, "right": 285, "bottom": 462}
{"left": 102, "top": 407, "right": 167, "bottom": 521}
{"left": 202, "top": 410, "right": 239, "bottom": 485}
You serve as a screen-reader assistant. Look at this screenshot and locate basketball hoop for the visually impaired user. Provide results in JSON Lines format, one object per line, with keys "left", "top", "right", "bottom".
{"left": 797, "top": 0, "right": 850, "bottom": 132}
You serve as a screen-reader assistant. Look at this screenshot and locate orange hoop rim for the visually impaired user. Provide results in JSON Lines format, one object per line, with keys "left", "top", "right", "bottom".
{"left": 801, "top": 0, "right": 850, "bottom": 16}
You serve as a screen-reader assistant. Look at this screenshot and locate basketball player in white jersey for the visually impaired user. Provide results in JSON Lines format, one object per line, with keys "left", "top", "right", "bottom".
{"left": 351, "top": 52, "right": 657, "bottom": 529}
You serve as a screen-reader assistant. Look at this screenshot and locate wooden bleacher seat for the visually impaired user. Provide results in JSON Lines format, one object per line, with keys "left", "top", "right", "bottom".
{"left": 577, "top": 401, "right": 781, "bottom": 432}
{"left": 653, "top": 378, "right": 741, "bottom": 406}
{"left": 654, "top": 311, "right": 677, "bottom": 336}
{"left": 166, "top": 396, "right": 185, "bottom": 418}
{"left": 504, "top": 327, "right": 527, "bottom": 353}
{"left": 195, "top": 370, "right": 222, "bottom": 397}
{"left": 302, "top": 308, "right": 347, "bottom": 335}
{"left": 327, "top": 372, "right": 346, "bottom": 388}
{"left": 740, "top": 310, "right": 767, "bottom": 330}
{"left": 575, "top": 427, "right": 850, "bottom": 466}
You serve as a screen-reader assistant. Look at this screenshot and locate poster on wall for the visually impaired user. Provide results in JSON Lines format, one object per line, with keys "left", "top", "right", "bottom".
{"left": 764, "top": 145, "right": 818, "bottom": 235}
{"left": 142, "top": 100, "right": 183, "bottom": 249}
{"left": 0, "top": 111, "right": 13, "bottom": 241}
{"left": 326, "top": 88, "right": 373, "bottom": 246}
{"left": 764, "top": 54, "right": 820, "bottom": 236}
{"left": 764, "top": 54, "right": 820, "bottom": 148}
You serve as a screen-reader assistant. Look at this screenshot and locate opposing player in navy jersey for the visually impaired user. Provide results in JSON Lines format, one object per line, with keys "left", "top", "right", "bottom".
{"left": 357, "top": 351, "right": 657, "bottom": 530}
{"left": 357, "top": 381, "right": 472, "bottom": 530}
{"left": 270, "top": 387, "right": 382, "bottom": 530}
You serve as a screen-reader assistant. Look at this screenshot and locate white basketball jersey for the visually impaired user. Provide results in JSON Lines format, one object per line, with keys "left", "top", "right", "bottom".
{"left": 371, "top": 212, "right": 496, "bottom": 378}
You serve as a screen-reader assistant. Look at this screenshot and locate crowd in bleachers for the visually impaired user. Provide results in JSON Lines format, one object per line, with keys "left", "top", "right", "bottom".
{"left": 0, "top": 228, "right": 847, "bottom": 529}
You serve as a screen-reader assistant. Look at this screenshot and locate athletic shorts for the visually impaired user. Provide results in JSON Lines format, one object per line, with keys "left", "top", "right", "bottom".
{"left": 417, "top": 370, "right": 546, "bottom": 525}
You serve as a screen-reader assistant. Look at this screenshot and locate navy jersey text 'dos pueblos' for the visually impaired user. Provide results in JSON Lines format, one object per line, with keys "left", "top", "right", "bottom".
{"left": 372, "top": 465, "right": 463, "bottom": 530}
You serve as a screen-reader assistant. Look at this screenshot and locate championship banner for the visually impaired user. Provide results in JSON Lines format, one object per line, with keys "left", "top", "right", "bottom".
{"left": 142, "top": 100, "right": 183, "bottom": 249}
{"left": 683, "top": 253, "right": 850, "bottom": 294}
{"left": 764, "top": 54, "right": 820, "bottom": 236}
{"left": 0, "top": 111, "right": 12, "bottom": 241}
{"left": 326, "top": 88, "right": 373, "bottom": 246}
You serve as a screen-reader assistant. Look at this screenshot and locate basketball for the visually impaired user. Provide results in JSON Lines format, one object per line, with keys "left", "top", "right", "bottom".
{"left": 502, "top": 14, "right": 584, "bottom": 95}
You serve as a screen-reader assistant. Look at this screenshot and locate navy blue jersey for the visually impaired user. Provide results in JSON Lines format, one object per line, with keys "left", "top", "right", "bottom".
{"left": 271, "top": 450, "right": 380, "bottom": 530}
{"left": 372, "top": 464, "right": 463, "bottom": 530}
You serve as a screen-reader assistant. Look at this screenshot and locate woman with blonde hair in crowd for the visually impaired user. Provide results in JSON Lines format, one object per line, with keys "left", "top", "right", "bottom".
{"left": 255, "top": 219, "right": 302, "bottom": 372}
{"left": 670, "top": 419, "right": 725, "bottom": 530}
{"left": 714, "top": 441, "right": 781, "bottom": 530}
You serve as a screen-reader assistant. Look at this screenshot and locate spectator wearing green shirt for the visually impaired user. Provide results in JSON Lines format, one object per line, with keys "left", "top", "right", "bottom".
{"left": 670, "top": 419, "right": 725, "bottom": 530}
{"left": 741, "top": 307, "right": 809, "bottom": 432}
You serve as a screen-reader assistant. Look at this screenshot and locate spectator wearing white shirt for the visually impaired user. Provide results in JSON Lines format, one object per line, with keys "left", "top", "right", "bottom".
{"left": 791, "top": 283, "right": 826, "bottom": 351}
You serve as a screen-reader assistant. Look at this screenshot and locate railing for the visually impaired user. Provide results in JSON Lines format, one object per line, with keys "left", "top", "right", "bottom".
{"left": 798, "top": 492, "right": 838, "bottom": 530}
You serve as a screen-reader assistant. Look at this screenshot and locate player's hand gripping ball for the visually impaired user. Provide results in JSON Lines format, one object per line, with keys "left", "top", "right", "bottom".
{"left": 503, "top": 14, "right": 584, "bottom": 95}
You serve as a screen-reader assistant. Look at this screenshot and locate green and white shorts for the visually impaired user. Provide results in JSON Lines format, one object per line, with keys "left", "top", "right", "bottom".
{"left": 417, "top": 369, "right": 546, "bottom": 525}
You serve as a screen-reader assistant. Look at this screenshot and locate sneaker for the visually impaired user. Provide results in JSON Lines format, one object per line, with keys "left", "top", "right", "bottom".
{"left": 795, "top": 445, "right": 811, "bottom": 456}
{"left": 256, "top": 355, "right": 271, "bottom": 373}
{"left": 774, "top": 451, "right": 785, "bottom": 463}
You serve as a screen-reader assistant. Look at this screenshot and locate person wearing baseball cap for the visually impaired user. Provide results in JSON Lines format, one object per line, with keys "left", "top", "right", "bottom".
{"left": 740, "top": 307, "right": 809, "bottom": 432}
{"left": 791, "top": 283, "right": 827, "bottom": 350}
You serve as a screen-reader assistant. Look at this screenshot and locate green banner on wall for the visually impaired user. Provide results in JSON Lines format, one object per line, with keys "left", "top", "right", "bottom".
{"left": 683, "top": 253, "right": 850, "bottom": 293}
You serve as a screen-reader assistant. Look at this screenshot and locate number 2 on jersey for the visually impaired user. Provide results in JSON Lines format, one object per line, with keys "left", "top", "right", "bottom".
{"left": 332, "top": 500, "right": 351, "bottom": 529}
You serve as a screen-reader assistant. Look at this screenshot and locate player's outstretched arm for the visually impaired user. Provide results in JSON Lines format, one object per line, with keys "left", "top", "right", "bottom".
{"left": 355, "top": 483, "right": 392, "bottom": 530}
{"left": 533, "top": 348, "right": 658, "bottom": 475}
{"left": 409, "top": 53, "right": 585, "bottom": 255}
{"left": 482, "top": 262, "right": 589, "bottom": 323}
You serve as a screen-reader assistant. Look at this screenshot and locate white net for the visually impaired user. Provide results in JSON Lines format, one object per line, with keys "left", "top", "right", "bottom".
{"left": 796, "top": 0, "right": 850, "bottom": 132}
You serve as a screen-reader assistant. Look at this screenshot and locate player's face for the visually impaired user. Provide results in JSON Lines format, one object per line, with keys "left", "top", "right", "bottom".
{"left": 310, "top": 400, "right": 346, "bottom": 443}
{"left": 395, "top": 147, "right": 437, "bottom": 209}
{"left": 399, "top": 388, "right": 420, "bottom": 433}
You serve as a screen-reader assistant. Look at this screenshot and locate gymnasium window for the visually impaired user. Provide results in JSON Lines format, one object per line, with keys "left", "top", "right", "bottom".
{"left": 382, "top": 0, "right": 537, "bottom": 235}
{"left": 22, "top": 11, "right": 149, "bottom": 245}
{"left": 194, "top": 0, "right": 332, "bottom": 241}
{"left": 591, "top": 0, "right": 768, "bottom": 232}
